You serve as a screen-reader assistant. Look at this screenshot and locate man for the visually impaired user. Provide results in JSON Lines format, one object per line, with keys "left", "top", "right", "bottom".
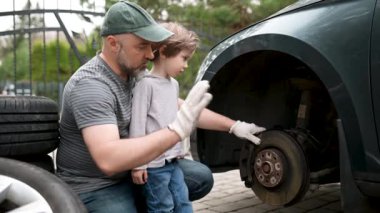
{"left": 56, "top": 1, "right": 265, "bottom": 212}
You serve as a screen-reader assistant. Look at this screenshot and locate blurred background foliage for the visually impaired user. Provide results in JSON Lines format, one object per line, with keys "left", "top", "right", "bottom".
{"left": 0, "top": 0, "right": 296, "bottom": 99}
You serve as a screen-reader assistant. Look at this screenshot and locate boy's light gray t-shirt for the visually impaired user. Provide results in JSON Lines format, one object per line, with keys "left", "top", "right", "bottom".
{"left": 56, "top": 55, "right": 135, "bottom": 194}
{"left": 129, "top": 74, "right": 184, "bottom": 169}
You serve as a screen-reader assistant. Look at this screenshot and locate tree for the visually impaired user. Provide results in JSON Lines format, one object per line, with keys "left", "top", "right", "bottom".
{"left": 0, "top": 0, "right": 298, "bottom": 99}
{"left": 252, "top": 0, "right": 298, "bottom": 21}
{"left": 0, "top": 0, "right": 44, "bottom": 58}
{"left": 77, "top": 0, "right": 297, "bottom": 97}
{"left": 0, "top": 40, "right": 29, "bottom": 81}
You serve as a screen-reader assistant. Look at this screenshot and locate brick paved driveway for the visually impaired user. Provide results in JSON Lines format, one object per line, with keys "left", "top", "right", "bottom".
{"left": 193, "top": 170, "right": 342, "bottom": 213}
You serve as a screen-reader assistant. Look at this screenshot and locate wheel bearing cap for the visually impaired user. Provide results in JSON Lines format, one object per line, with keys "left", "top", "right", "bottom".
{"left": 254, "top": 148, "right": 285, "bottom": 188}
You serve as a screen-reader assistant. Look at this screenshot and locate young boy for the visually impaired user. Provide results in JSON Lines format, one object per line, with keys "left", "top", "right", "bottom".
{"left": 129, "top": 22, "right": 198, "bottom": 213}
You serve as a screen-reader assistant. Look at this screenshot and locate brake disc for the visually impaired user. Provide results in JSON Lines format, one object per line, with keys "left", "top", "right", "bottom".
{"left": 249, "top": 130, "right": 310, "bottom": 206}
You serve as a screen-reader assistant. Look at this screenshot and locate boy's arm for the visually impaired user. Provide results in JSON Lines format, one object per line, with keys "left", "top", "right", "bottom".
{"left": 178, "top": 98, "right": 265, "bottom": 145}
{"left": 177, "top": 98, "right": 233, "bottom": 131}
{"left": 129, "top": 80, "right": 151, "bottom": 170}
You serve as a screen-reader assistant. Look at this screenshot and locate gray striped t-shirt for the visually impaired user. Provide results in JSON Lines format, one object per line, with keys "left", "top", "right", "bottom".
{"left": 56, "top": 55, "right": 135, "bottom": 194}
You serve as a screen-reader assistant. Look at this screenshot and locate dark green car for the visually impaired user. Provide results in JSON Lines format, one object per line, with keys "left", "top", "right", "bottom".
{"left": 194, "top": 0, "right": 380, "bottom": 211}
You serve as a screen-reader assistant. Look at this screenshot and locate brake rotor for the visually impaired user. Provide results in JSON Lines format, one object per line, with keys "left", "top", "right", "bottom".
{"left": 250, "top": 130, "right": 310, "bottom": 206}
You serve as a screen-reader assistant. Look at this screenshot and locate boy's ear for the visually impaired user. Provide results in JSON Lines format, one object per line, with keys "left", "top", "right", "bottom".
{"left": 159, "top": 45, "right": 167, "bottom": 58}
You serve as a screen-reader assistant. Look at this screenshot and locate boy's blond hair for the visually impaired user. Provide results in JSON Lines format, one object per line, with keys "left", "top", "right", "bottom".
{"left": 154, "top": 22, "right": 199, "bottom": 60}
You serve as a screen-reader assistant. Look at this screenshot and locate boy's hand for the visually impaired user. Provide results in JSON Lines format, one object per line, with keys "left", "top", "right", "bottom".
{"left": 169, "top": 81, "right": 212, "bottom": 140}
{"left": 229, "top": 121, "right": 266, "bottom": 145}
{"left": 132, "top": 169, "right": 148, "bottom": 184}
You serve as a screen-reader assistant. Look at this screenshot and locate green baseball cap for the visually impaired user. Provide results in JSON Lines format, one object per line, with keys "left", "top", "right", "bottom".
{"left": 100, "top": 1, "right": 173, "bottom": 42}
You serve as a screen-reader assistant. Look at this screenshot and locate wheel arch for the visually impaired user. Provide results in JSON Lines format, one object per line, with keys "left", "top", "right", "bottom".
{"left": 197, "top": 33, "right": 365, "bottom": 171}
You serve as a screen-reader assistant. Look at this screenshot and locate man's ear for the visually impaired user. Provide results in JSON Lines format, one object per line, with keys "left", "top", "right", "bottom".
{"left": 106, "top": 35, "right": 119, "bottom": 52}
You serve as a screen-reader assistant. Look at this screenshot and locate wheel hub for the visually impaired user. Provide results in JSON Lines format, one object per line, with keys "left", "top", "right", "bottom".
{"left": 254, "top": 149, "right": 285, "bottom": 187}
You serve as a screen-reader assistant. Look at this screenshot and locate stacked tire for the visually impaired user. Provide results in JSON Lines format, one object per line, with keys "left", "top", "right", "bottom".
{"left": 0, "top": 96, "right": 86, "bottom": 212}
{"left": 0, "top": 96, "right": 59, "bottom": 156}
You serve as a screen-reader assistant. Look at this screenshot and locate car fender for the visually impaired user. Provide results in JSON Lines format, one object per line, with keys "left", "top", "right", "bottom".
{"left": 198, "top": 33, "right": 365, "bottom": 171}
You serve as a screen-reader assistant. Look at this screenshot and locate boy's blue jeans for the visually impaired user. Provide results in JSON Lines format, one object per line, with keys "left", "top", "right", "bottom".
{"left": 78, "top": 159, "right": 213, "bottom": 212}
{"left": 143, "top": 160, "right": 192, "bottom": 213}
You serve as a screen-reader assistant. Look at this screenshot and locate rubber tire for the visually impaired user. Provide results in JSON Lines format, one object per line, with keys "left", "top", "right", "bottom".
{"left": 0, "top": 96, "right": 59, "bottom": 156}
{"left": 9, "top": 154, "right": 55, "bottom": 173}
{"left": 0, "top": 157, "right": 86, "bottom": 212}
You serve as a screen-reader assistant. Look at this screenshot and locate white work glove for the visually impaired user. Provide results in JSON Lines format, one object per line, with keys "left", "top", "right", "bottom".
{"left": 168, "top": 81, "right": 213, "bottom": 140}
{"left": 229, "top": 120, "right": 266, "bottom": 145}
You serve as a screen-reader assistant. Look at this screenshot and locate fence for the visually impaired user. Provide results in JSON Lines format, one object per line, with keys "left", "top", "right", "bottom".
{"left": 0, "top": 0, "right": 232, "bottom": 106}
{"left": 0, "top": 0, "right": 104, "bottom": 107}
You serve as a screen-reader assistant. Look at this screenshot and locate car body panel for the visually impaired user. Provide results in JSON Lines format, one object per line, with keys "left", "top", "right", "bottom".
{"left": 196, "top": 0, "right": 380, "bottom": 191}
{"left": 372, "top": 1, "right": 380, "bottom": 156}
{"left": 270, "top": 0, "right": 323, "bottom": 17}
{"left": 196, "top": 0, "right": 380, "bottom": 181}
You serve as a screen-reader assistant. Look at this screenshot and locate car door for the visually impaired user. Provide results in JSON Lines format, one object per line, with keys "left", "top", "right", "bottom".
{"left": 371, "top": 0, "right": 380, "bottom": 150}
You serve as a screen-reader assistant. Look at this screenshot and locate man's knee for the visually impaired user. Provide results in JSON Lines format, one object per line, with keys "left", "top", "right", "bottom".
{"left": 177, "top": 159, "right": 214, "bottom": 201}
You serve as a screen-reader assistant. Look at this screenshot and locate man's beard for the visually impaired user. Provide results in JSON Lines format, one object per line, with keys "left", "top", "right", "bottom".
{"left": 116, "top": 53, "right": 146, "bottom": 77}
{"left": 119, "top": 63, "right": 145, "bottom": 77}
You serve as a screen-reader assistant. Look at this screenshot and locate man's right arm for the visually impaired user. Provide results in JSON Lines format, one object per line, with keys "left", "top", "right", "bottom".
{"left": 69, "top": 79, "right": 175, "bottom": 176}
{"left": 82, "top": 124, "right": 180, "bottom": 176}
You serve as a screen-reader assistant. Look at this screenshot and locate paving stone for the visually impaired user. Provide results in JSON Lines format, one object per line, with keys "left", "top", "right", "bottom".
{"left": 272, "top": 207, "right": 306, "bottom": 213}
{"left": 324, "top": 201, "right": 343, "bottom": 211}
{"left": 253, "top": 203, "right": 283, "bottom": 212}
{"left": 307, "top": 209, "right": 341, "bottom": 213}
{"left": 200, "top": 198, "right": 233, "bottom": 207}
{"left": 193, "top": 202, "right": 211, "bottom": 211}
{"left": 192, "top": 169, "right": 342, "bottom": 212}
{"left": 218, "top": 193, "right": 255, "bottom": 203}
{"left": 233, "top": 207, "right": 260, "bottom": 213}
{"left": 317, "top": 193, "right": 341, "bottom": 202}
{"left": 293, "top": 198, "right": 328, "bottom": 210}
{"left": 196, "top": 209, "right": 219, "bottom": 213}
{"left": 208, "top": 200, "right": 256, "bottom": 212}
{"left": 306, "top": 189, "right": 332, "bottom": 198}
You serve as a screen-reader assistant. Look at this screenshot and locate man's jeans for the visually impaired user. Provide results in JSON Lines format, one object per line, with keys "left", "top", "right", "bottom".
{"left": 178, "top": 158, "right": 214, "bottom": 201}
{"left": 143, "top": 161, "right": 192, "bottom": 213}
{"left": 78, "top": 159, "right": 213, "bottom": 212}
{"left": 79, "top": 180, "right": 137, "bottom": 213}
